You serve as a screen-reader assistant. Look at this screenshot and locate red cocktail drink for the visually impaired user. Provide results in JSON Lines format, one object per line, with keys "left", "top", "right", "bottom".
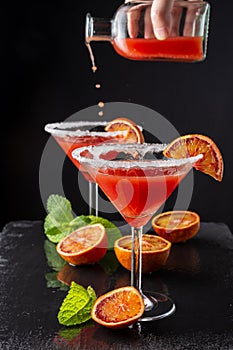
{"left": 73, "top": 143, "right": 202, "bottom": 322}
{"left": 95, "top": 167, "right": 187, "bottom": 227}
{"left": 44, "top": 121, "right": 127, "bottom": 215}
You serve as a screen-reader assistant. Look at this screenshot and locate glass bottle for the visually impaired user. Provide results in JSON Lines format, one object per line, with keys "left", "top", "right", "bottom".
{"left": 85, "top": 0, "right": 210, "bottom": 62}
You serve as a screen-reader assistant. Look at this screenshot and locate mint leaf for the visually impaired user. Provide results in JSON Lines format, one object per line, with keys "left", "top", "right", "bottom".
{"left": 47, "top": 194, "right": 74, "bottom": 223}
{"left": 44, "top": 217, "right": 91, "bottom": 243}
{"left": 44, "top": 212, "right": 61, "bottom": 233}
{"left": 45, "top": 223, "right": 73, "bottom": 244}
{"left": 58, "top": 282, "right": 95, "bottom": 326}
{"left": 69, "top": 215, "right": 91, "bottom": 228}
{"left": 75, "top": 286, "right": 96, "bottom": 324}
{"left": 44, "top": 210, "right": 86, "bottom": 244}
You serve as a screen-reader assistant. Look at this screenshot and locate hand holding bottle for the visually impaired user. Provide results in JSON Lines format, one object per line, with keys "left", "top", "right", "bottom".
{"left": 125, "top": 0, "right": 202, "bottom": 40}
{"left": 86, "top": 0, "right": 210, "bottom": 61}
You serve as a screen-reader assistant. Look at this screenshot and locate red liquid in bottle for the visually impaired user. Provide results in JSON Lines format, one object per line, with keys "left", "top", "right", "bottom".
{"left": 113, "top": 37, "right": 204, "bottom": 62}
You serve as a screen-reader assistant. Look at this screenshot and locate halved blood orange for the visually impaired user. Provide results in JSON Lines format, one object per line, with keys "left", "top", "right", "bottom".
{"left": 105, "top": 117, "right": 144, "bottom": 143}
{"left": 152, "top": 211, "right": 200, "bottom": 243}
{"left": 114, "top": 234, "right": 171, "bottom": 273}
{"left": 163, "top": 134, "right": 223, "bottom": 181}
{"left": 91, "top": 286, "right": 144, "bottom": 328}
{"left": 56, "top": 224, "right": 107, "bottom": 266}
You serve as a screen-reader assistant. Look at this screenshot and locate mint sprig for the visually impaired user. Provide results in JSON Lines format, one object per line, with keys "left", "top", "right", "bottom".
{"left": 58, "top": 282, "right": 96, "bottom": 326}
{"left": 44, "top": 194, "right": 122, "bottom": 249}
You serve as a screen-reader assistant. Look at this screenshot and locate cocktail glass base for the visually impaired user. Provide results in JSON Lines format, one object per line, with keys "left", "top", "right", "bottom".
{"left": 139, "top": 291, "right": 176, "bottom": 322}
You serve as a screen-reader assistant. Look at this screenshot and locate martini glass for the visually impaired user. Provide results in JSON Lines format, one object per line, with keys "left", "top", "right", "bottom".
{"left": 72, "top": 143, "right": 202, "bottom": 321}
{"left": 44, "top": 121, "right": 127, "bottom": 216}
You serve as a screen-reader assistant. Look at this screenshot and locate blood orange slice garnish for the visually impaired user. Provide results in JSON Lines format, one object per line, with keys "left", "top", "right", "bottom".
{"left": 163, "top": 134, "right": 223, "bottom": 181}
{"left": 91, "top": 286, "right": 144, "bottom": 328}
{"left": 152, "top": 211, "right": 200, "bottom": 243}
{"left": 56, "top": 224, "right": 107, "bottom": 266}
{"left": 114, "top": 234, "right": 171, "bottom": 273}
{"left": 105, "top": 117, "right": 144, "bottom": 143}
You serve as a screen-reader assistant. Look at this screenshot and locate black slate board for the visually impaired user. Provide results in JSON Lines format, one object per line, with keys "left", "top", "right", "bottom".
{"left": 1, "top": 221, "right": 233, "bottom": 350}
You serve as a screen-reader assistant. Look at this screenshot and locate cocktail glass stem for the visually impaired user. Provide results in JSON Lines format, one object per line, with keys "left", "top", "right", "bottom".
{"left": 88, "top": 181, "right": 98, "bottom": 216}
{"left": 131, "top": 226, "right": 142, "bottom": 292}
{"left": 131, "top": 226, "right": 176, "bottom": 322}
{"left": 131, "top": 226, "right": 156, "bottom": 310}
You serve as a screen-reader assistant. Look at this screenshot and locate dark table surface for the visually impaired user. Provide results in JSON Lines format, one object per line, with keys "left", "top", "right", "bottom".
{"left": 1, "top": 220, "right": 233, "bottom": 350}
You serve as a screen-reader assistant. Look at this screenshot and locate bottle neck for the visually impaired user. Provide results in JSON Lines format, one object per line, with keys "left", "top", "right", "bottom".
{"left": 85, "top": 13, "right": 112, "bottom": 43}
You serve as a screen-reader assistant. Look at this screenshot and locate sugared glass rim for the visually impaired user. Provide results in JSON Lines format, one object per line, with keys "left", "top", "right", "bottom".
{"left": 44, "top": 121, "right": 128, "bottom": 138}
{"left": 72, "top": 143, "right": 203, "bottom": 169}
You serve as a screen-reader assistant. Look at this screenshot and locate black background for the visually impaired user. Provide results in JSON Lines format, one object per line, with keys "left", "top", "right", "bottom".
{"left": 1, "top": 0, "right": 233, "bottom": 231}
